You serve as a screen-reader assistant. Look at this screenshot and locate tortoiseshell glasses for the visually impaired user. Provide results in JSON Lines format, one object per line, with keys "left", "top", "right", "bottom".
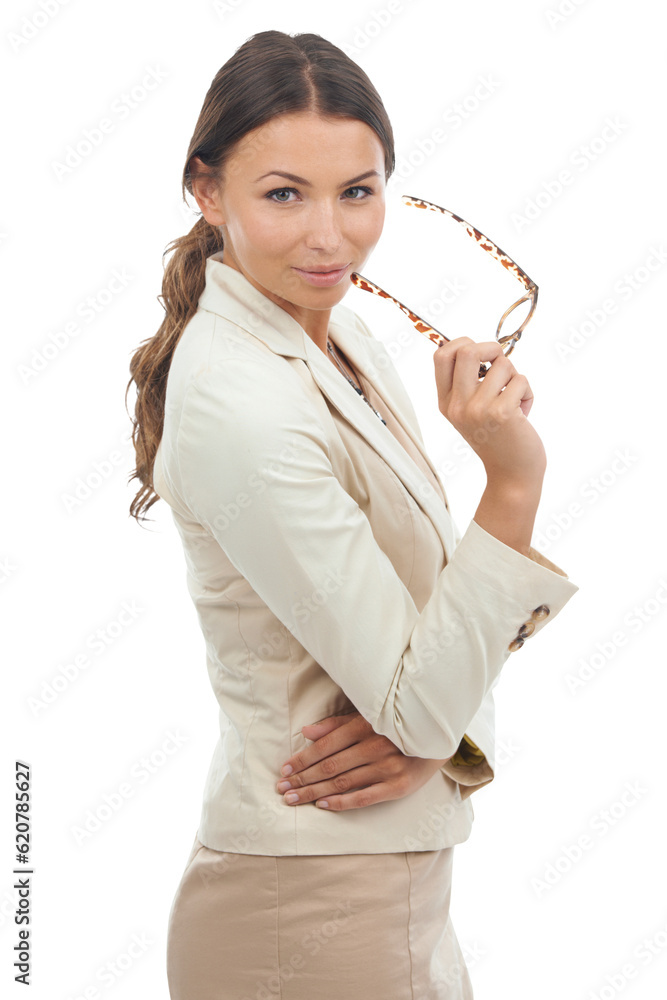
{"left": 350, "top": 195, "right": 539, "bottom": 380}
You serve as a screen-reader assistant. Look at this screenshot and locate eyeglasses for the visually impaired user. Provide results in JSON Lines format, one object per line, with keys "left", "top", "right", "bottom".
{"left": 350, "top": 195, "right": 539, "bottom": 379}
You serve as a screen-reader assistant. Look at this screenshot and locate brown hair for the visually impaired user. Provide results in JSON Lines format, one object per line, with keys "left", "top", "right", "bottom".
{"left": 125, "top": 29, "right": 395, "bottom": 524}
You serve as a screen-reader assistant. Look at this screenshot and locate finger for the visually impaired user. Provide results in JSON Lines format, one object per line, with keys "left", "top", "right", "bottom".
{"left": 280, "top": 764, "right": 371, "bottom": 804}
{"left": 279, "top": 764, "right": 395, "bottom": 807}
{"left": 276, "top": 729, "right": 397, "bottom": 792}
{"left": 473, "top": 352, "right": 517, "bottom": 397}
{"left": 511, "top": 373, "right": 534, "bottom": 417}
{"left": 300, "top": 718, "right": 345, "bottom": 739}
{"left": 303, "top": 710, "right": 362, "bottom": 733}
{"left": 276, "top": 736, "right": 386, "bottom": 792}
{"left": 279, "top": 714, "right": 370, "bottom": 777}
{"left": 314, "top": 780, "right": 401, "bottom": 811}
{"left": 432, "top": 336, "right": 474, "bottom": 397}
{"left": 450, "top": 340, "right": 505, "bottom": 405}
{"left": 485, "top": 369, "right": 534, "bottom": 419}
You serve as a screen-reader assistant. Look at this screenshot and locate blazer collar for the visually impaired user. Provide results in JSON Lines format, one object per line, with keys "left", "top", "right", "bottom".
{"left": 198, "top": 255, "right": 456, "bottom": 560}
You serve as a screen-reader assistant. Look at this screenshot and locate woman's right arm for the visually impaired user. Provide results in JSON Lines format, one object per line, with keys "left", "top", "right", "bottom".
{"left": 165, "top": 346, "right": 578, "bottom": 762}
{"left": 432, "top": 336, "right": 547, "bottom": 558}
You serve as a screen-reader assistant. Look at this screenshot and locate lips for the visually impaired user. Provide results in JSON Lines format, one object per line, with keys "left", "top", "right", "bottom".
{"left": 296, "top": 265, "right": 349, "bottom": 273}
{"left": 291, "top": 264, "right": 351, "bottom": 287}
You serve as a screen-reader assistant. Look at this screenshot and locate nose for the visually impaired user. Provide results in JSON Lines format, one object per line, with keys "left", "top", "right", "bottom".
{"left": 303, "top": 200, "right": 344, "bottom": 254}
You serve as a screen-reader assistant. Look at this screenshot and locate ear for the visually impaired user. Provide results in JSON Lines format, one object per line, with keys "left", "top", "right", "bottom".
{"left": 189, "top": 155, "right": 225, "bottom": 226}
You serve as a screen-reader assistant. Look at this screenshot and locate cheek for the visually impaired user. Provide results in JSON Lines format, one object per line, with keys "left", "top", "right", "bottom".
{"left": 235, "top": 211, "right": 296, "bottom": 261}
{"left": 355, "top": 207, "right": 385, "bottom": 247}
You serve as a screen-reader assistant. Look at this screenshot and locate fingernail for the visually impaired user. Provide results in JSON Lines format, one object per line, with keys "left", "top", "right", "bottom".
{"left": 277, "top": 780, "right": 292, "bottom": 792}
{"left": 316, "top": 800, "right": 329, "bottom": 808}
{"left": 281, "top": 765, "right": 293, "bottom": 776}
{"left": 285, "top": 792, "right": 299, "bottom": 804}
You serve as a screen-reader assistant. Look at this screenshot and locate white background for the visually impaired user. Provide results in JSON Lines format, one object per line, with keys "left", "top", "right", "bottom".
{"left": 3, "top": 0, "right": 666, "bottom": 997}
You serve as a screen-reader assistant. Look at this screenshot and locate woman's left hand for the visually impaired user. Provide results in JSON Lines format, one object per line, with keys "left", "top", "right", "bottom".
{"left": 275, "top": 710, "right": 452, "bottom": 811}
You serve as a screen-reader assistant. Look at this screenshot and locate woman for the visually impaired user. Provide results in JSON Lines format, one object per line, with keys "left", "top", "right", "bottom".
{"left": 126, "top": 29, "right": 578, "bottom": 999}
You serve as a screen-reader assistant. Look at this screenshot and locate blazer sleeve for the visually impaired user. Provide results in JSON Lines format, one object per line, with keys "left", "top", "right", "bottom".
{"left": 437, "top": 539, "right": 575, "bottom": 796}
{"left": 166, "top": 354, "right": 580, "bottom": 761}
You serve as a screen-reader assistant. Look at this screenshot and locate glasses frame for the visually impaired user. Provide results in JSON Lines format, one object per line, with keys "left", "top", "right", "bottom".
{"left": 350, "top": 195, "right": 539, "bottom": 379}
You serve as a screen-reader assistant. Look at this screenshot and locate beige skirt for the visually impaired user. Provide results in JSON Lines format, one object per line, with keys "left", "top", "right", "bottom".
{"left": 166, "top": 832, "right": 474, "bottom": 999}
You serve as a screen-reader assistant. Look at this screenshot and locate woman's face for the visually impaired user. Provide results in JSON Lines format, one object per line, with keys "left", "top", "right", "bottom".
{"left": 190, "top": 111, "right": 387, "bottom": 343}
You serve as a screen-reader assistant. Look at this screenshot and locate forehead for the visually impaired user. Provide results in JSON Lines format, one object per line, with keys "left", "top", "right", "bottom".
{"left": 229, "top": 111, "right": 384, "bottom": 171}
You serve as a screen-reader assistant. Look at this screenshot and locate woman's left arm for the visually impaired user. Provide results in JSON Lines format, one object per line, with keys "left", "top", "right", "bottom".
{"left": 275, "top": 711, "right": 456, "bottom": 811}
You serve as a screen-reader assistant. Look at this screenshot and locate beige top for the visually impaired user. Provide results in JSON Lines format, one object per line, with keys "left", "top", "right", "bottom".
{"left": 152, "top": 257, "right": 579, "bottom": 855}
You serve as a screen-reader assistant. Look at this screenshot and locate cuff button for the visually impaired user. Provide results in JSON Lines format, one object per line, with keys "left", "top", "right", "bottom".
{"left": 531, "top": 605, "right": 550, "bottom": 621}
{"left": 508, "top": 636, "right": 525, "bottom": 652}
{"left": 518, "top": 621, "right": 536, "bottom": 639}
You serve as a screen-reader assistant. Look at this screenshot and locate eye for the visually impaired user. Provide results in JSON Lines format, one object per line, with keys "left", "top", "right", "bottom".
{"left": 264, "top": 185, "right": 374, "bottom": 204}
{"left": 344, "top": 185, "right": 373, "bottom": 200}
{"left": 265, "top": 187, "right": 297, "bottom": 203}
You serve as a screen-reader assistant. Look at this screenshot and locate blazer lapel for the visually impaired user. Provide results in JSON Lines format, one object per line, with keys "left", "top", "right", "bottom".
{"left": 301, "top": 324, "right": 457, "bottom": 561}
{"left": 199, "top": 256, "right": 457, "bottom": 562}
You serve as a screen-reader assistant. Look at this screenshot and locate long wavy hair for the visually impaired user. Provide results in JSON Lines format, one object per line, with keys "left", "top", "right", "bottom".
{"left": 125, "top": 30, "right": 395, "bottom": 522}
{"left": 125, "top": 29, "right": 395, "bottom": 524}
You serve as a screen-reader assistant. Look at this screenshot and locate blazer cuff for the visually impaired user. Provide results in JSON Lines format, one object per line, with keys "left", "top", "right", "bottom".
{"left": 440, "top": 700, "right": 496, "bottom": 800}
{"left": 455, "top": 517, "right": 579, "bottom": 631}
{"left": 438, "top": 525, "right": 578, "bottom": 798}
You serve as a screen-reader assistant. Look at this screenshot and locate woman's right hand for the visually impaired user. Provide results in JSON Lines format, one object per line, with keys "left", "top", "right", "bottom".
{"left": 433, "top": 338, "right": 547, "bottom": 490}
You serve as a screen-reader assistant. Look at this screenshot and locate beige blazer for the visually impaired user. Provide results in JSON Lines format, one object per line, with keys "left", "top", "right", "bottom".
{"left": 153, "top": 255, "right": 579, "bottom": 856}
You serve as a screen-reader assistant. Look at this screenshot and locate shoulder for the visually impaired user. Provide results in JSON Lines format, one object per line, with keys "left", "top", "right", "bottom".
{"left": 181, "top": 352, "right": 314, "bottom": 424}
{"left": 173, "top": 351, "right": 330, "bottom": 475}
{"left": 170, "top": 307, "right": 278, "bottom": 385}
{"left": 168, "top": 353, "right": 334, "bottom": 522}
{"left": 165, "top": 304, "right": 310, "bottom": 425}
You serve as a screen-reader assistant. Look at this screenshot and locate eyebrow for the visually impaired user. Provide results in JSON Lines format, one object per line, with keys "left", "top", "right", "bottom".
{"left": 253, "top": 169, "right": 381, "bottom": 187}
